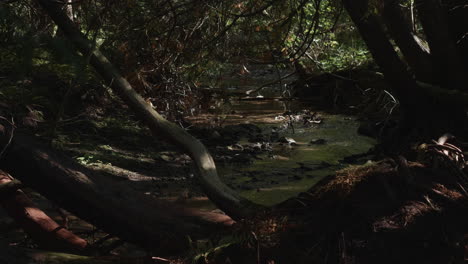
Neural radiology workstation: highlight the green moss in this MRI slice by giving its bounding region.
[221,113,376,206]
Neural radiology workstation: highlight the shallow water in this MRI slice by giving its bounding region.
[218,105,375,205]
[209,70,376,205]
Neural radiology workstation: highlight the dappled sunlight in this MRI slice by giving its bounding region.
[210,103,376,205]
[2,0,466,261]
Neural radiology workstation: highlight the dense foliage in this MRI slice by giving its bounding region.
[0,0,373,124]
[1,0,467,263]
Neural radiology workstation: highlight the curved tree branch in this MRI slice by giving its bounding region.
[34,0,263,220]
[1,133,235,253]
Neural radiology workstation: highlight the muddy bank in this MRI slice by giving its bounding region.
[188,107,375,205]
[195,160,467,264]
[268,160,468,264]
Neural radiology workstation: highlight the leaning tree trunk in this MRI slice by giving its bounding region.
[341,0,418,110]
[34,0,262,220]
[415,0,468,92]
[342,0,468,144]
[342,0,418,149]
[0,133,235,253]
[382,0,434,83]
[443,0,468,61]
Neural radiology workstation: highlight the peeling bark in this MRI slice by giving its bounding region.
[0,170,88,253]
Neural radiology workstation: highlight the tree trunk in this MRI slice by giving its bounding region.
[34,0,262,220]
[0,134,234,253]
[0,170,88,253]
[341,0,418,110]
[382,0,434,83]
[342,0,468,145]
[415,0,468,91]
[443,0,468,60]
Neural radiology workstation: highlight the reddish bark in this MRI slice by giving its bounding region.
[0,170,88,252]
[0,134,235,253]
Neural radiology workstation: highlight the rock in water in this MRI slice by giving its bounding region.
[310,139,327,145]
[277,137,298,146]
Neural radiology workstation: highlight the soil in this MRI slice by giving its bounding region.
[271,160,468,264]
[1,65,466,263]
[0,94,378,262]
[199,160,468,264]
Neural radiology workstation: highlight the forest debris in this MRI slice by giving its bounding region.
[227,144,244,151]
[277,137,297,146]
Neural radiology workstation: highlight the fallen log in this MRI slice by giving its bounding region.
[0,134,234,254]
[0,170,88,253]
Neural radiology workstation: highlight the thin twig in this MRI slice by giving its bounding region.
[0,117,15,159]
[251,231,260,264]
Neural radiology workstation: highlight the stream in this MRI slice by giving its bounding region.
[0,64,376,255]
[192,64,376,206]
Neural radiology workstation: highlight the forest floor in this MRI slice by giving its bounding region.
[3,98,467,263]
[0,90,378,262]
[2,158,467,264]
[240,159,468,264]
[1,66,467,263]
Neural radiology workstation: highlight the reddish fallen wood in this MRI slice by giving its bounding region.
[0,170,88,252]
[0,134,234,253]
